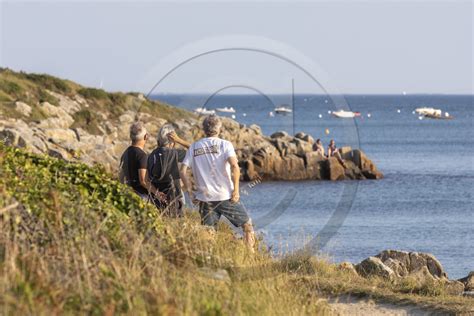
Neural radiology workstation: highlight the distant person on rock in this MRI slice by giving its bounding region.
[327,139,346,167]
[179,115,256,251]
[147,124,190,216]
[313,138,326,157]
[119,122,156,199]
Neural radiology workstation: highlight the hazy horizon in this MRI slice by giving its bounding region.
[1,1,472,95]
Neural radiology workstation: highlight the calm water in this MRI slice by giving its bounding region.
[154,94,473,279]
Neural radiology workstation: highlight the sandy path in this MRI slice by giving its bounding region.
[327,296,435,316]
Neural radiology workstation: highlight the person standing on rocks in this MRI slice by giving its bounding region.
[147,124,190,216]
[179,115,256,251]
[119,122,156,199]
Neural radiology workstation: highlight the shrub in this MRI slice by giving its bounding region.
[72,109,102,135]
[0,79,23,96]
[78,87,109,100]
[23,73,72,94]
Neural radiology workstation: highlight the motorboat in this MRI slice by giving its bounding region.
[274,106,292,114]
[216,106,236,113]
[415,107,441,116]
[194,107,215,115]
[415,107,452,119]
[331,110,361,118]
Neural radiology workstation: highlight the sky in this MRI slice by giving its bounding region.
[0,0,472,95]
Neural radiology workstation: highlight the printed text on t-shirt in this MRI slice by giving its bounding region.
[193,145,219,157]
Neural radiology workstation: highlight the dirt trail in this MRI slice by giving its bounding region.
[327,296,438,316]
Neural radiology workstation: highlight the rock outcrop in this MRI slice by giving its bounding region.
[458,271,474,292]
[353,250,465,295]
[0,77,382,181]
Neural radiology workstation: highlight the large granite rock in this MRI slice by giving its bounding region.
[354,250,465,295]
[356,256,395,280]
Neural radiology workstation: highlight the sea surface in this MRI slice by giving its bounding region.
[153,94,473,279]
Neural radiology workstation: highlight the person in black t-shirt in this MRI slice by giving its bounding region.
[119,122,156,199]
[147,124,190,216]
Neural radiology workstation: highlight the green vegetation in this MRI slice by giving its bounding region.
[78,87,109,100]
[1,144,472,315]
[71,109,103,135]
[0,68,194,131]
[21,72,73,94]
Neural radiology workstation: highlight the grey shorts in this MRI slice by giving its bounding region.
[199,200,250,228]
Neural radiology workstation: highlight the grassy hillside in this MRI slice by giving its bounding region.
[0,68,194,134]
[0,143,330,314]
[1,143,473,315]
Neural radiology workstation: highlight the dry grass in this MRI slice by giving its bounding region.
[0,145,472,315]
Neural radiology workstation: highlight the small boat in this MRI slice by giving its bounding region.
[415,107,452,119]
[415,107,440,116]
[332,110,361,118]
[274,106,292,114]
[194,107,215,115]
[216,106,236,113]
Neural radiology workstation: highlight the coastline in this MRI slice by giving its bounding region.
[0,68,382,182]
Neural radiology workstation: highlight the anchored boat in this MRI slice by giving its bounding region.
[274,106,292,114]
[194,107,216,115]
[216,106,236,113]
[332,110,361,118]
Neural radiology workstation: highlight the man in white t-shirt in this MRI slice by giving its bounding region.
[180,115,255,250]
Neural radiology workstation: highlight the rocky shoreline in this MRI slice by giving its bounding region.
[0,89,382,182]
[344,250,473,297]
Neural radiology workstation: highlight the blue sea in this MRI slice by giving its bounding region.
[153,94,473,279]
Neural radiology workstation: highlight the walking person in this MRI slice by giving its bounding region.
[179,115,256,251]
[147,124,190,216]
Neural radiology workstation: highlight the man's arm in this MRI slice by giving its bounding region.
[179,164,197,204]
[228,156,240,203]
[168,131,191,148]
[138,169,158,195]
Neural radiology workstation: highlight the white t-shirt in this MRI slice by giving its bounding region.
[182,137,237,202]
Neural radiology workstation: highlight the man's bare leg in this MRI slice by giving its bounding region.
[242,221,256,252]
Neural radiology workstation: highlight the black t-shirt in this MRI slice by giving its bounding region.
[147,147,186,195]
[120,146,148,195]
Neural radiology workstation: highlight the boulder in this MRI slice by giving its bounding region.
[15,101,32,117]
[337,262,359,277]
[458,271,474,291]
[43,128,78,144]
[375,250,447,279]
[304,151,325,180]
[271,138,298,157]
[37,102,74,128]
[443,280,465,296]
[352,149,383,179]
[357,250,464,295]
[270,131,289,139]
[355,257,395,280]
[249,124,262,135]
[325,157,345,181]
[292,138,313,157]
[46,90,81,114]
